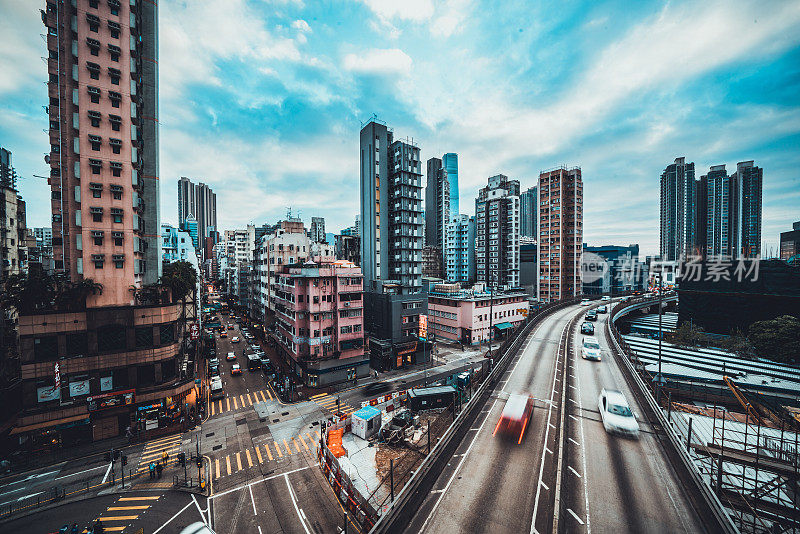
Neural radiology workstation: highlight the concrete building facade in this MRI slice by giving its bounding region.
[520,186,537,239]
[177,177,216,256]
[660,157,697,262]
[475,174,520,289]
[445,214,475,284]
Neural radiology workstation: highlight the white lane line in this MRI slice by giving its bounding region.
[569,437,580,446]
[285,474,312,534]
[568,466,582,478]
[0,470,59,489]
[153,501,195,534]
[101,462,113,484]
[419,398,499,532]
[544,447,553,455]
[574,336,593,534]
[539,481,549,490]
[530,319,569,534]
[191,494,209,526]
[0,491,44,507]
[210,466,311,499]
[567,508,585,525]
[569,415,580,422]
[249,485,258,515]
[258,527,263,534]
[53,465,107,482]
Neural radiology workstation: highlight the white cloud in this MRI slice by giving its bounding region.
[430,0,473,38]
[343,48,413,75]
[0,1,48,95]
[359,0,434,23]
[292,19,312,32]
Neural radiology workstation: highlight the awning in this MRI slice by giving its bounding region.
[494,322,514,330]
[10,414,89,435]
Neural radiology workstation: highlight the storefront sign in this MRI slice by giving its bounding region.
[87,389,134,411]
[54,363,60,390]
[37,385,61,403]
[100,376,113,392]
[190,323,200,341]
[137,401,163,412]
[419,314,428,341]
[69,379,91,397]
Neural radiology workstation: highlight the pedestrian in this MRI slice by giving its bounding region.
[71,523,79,534]
[156,461,163,479]
[161,450,168,464]
[149,461,155,479]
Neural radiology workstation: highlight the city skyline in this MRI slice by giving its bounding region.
[2,1,799,256]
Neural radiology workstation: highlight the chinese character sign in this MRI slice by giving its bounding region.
[419,314,428,341]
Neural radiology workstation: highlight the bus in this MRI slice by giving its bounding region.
[210,377,224,400]
[247,354,261,372]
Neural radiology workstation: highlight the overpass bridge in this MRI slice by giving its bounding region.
[370,296,737,533]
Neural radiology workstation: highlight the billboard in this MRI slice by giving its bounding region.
[419,314,428,341]
[87,389,135,411]
[37,385,61,403]
[69,379,91,397]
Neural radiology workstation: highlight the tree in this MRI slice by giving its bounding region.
[0,268,102,314]
[160,261,197,303]
[665,322,707,348]
[748,315,800,365]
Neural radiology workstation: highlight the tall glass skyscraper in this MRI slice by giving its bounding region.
[443,153,459,219]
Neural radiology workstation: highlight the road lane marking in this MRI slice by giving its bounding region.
[226,398,231,411]
[107,505,150,510]
[314,430,320,439]
[255,445,263,463]
[298,434,310,451]
[274,442,283,458]
[259,391,267,402]
[569,415,579,422]
[246,449,253,468]
[567,508,585,525]
[218,400,223,413]
[284,474,312,534]
[283,439,292,455]
[225,456,232,475]
[139,447,179,461]
[236,452,243,471]
[293,439,301,453]
[249,484,258,515]
[215,459,220,479]
[267,390,273,400]
[540,481,549,490]
[211,403,216,416]
[569,437,580,446]
[152,501,195,534]
[311,393,328,399]
[264,444,273,461]
[568,466,582,478]
[545,447,553,454]
[239,394,246,407]
[101,462,113,483]
[97,515,139,521]
[233,397,239,410]
[119,496,160,501]
[144,434,181,447]
[101,527,126,532]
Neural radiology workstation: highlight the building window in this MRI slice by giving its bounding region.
[92,231,104,246]
[108,45,120,62]
[91,208,103,222]
[88,86,101,103]
[111,208,123,223]
[89,0,98,7]
[109,92,121,108]
[108,21,121,39]
[98,324,126,353]
[89,135,101,151]
[113,254,124,269]
[109,114,121,132]
[135,326,153,348]
[159,324,175,345]
[66,333,88,358]
[109,138,121,154]
[109,68,120,85]
[87,14,99,32]
[112,232,123,246]
[34,336,59,361]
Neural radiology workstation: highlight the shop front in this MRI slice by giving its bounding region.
[86,388,135,441]
[135,387,197,438]
[10,414,92,453]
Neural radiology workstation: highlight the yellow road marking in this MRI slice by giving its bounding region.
[236,451,242,470]
[139,447,179,461]
[274,442,283,458]
[226,455,232,475]
[211,403,216,416]
[218,400,223,413]
[226,397,231,411]
[97,515,139,521]
[314,430,321,440]
[245,449,253,468]
[119,496,160,501]
[311,393,328,399]
[233,397,239,410]
[298,434,310,451]
[265,444,273,461]
[293,438,301,453]
[215,458,220,479]
[255,444,263,463]
[283,439,292,455]
[246,392,253,405]
[267,390,273,401]
[259,390,267,402]
[240,394,246,407]
[107,505,150,510]
[101,527,126,532]
[143,434,181,447]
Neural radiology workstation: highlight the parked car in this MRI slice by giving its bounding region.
[580,322,594,335]
[208,357,219,366]
[231,363,242,375]
[209,364,220,377]
[226,352,236,361]
[597,305,607,314]
[219,331,227,338]
[598,389,639,438]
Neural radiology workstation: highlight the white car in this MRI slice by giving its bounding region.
[601,296,611,302]
[226,351,236,361]
[581,337,602,361]
[598,389,639,438]
[580,299,591,306]
[231,336,240,343]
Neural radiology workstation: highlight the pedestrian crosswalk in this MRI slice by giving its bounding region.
[310,393,358,416]
[93,494,161,532]
[135,434,182,475]
[211,429,321,481]
[210,389,273,417]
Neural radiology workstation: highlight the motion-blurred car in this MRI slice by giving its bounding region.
[209,364,220,377]
[580,299,591,306]
[598,389,639,438]
[231,363,242,375]
[601,296,611,302]
[363,381,391,395]
[580,322,594,335]
[208,357,219,367]
[581,337,602,361]
[597,305,607,314]
[231,336,240,343]
[585,310,597,321]
[494,393,534,444]
[226,352,236,361]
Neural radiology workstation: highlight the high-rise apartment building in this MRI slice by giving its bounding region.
[424,157,450,249]
[445,214,476,284]
[443,153,459,219]
[538,167,583,302]
[475,174,520,289]
[310,217,326,243]
[1,146,29,280]
[177,177,217,255]
[520,186,537,239]
[359,119,427,370]
[44,0,160,305]
[734,161,762,257]
[660,157,696,261]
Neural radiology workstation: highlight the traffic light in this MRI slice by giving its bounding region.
[113,450,120,461]
[196,456,203,468]
[178,452,186,467]
[122,455,128,466]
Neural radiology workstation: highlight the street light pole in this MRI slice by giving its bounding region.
[657,272,663,399]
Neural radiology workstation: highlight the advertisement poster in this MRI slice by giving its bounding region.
[69,379,91,397]
[100,376,113,391]
[419,314,428,341]
[37,385,61,403]
[87,389,135,411]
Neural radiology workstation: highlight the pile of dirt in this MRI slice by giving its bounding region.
[375,444,406,480]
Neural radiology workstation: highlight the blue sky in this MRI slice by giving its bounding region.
[1,0,799,256]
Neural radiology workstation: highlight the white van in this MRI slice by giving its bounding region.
[581,336,602,361]
[210,377,224,399]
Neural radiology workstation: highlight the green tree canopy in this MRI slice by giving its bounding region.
[160,261,198,302]
[748,315,800,365]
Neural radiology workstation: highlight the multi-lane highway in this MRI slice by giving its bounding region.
[406,301,706,533]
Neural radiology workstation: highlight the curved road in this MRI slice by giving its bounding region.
[406,301,706,534]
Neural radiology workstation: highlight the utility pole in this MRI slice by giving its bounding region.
[657,272,663,400]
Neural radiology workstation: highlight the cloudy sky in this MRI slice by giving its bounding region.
[1,0,799,256]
